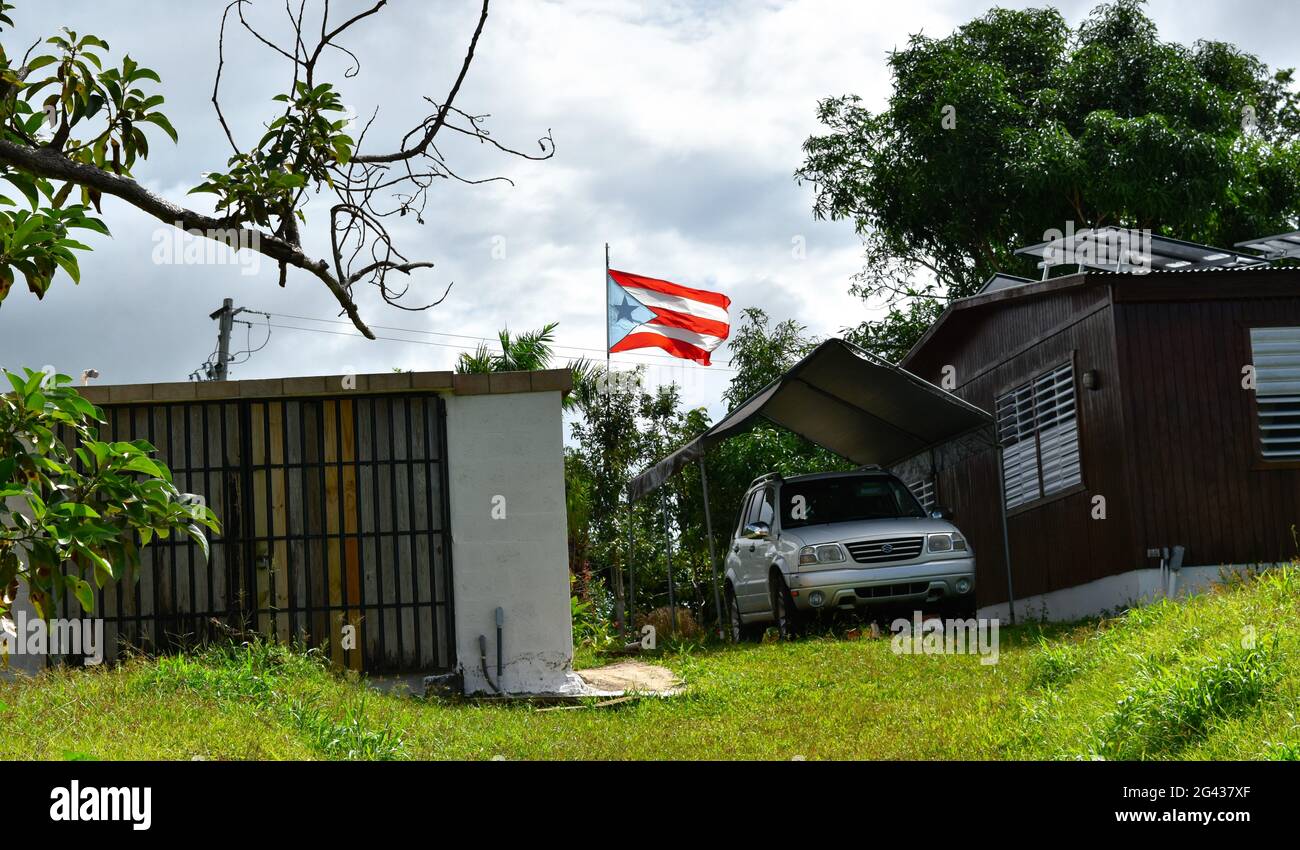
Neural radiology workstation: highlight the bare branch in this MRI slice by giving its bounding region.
[0,139,375,338]
[352,0,489,165]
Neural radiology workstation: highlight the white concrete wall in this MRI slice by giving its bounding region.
[978,563,1279,623]
[443,391,574,694]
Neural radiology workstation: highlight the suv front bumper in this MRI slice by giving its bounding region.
[787,557,975,611]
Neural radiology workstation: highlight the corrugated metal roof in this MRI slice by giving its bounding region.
[1085,263,1298,276]
[1015,226,1267,273]
[1236,229,1300,260]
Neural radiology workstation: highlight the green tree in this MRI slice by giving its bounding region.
[798,0,1300,361]
[564,309,849,631]
[697,310,848,584]
[1,368,217,620]
[455,322,561,374]
[453,321,599,414]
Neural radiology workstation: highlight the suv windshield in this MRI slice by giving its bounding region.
[779,475,925,528]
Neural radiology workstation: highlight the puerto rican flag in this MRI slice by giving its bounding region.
[607,269,731,365]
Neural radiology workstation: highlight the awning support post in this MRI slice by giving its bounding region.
[661,489,677,634]
[697,456,724,640]
[626,501,635,640]
[991,428,1017,625]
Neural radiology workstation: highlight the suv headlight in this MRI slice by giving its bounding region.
[798,544,846,565]
[927,533,967,553]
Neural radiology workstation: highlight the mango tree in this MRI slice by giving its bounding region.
[0,368,217,620]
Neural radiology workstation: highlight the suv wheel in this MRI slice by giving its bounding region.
[771,575,802,641]
[725,585,754,643]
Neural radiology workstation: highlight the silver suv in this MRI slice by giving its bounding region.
[723,469,976,640]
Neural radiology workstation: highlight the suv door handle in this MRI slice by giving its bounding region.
[732,544,739,553]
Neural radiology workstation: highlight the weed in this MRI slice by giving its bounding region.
[1027,637,1090,689]
[1096,639,1280,759]
[285,695,407,760]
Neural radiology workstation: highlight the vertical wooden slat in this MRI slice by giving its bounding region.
[340,397,362,672]
[269,401,290,643]
[323,399,342,667]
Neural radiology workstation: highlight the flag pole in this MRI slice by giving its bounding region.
[605,242,627,636]
[604,242,611,377]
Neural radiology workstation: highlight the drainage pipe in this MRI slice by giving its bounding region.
[478,634,499,694]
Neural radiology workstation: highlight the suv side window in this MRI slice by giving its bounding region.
[744,490,763,527]
[756,486,775,528]
[737,490,759,537]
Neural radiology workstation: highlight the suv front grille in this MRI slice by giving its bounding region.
[854,582,929,599]
[845,536,925,564]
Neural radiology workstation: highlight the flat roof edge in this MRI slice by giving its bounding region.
[75,369,573,405]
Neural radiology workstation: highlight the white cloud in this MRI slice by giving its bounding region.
[1,0,1294,424]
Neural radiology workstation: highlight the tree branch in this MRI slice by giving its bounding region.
[0,138,376,338]
[352,0,488,164]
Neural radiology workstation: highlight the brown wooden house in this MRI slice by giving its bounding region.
[897,263,1300,619]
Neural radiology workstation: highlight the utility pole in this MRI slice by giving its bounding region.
[193,299,268,382]
[210,298,240,381]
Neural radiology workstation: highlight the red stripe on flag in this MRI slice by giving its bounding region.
[608,269,731,310]
[647,308,730,339]
[611,332,714,365]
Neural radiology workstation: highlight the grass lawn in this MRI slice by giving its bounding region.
[2,567,1298,760]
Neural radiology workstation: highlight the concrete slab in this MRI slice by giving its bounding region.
[574,660,683,696]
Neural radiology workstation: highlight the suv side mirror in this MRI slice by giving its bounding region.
[743,521,771,539]
[930,507,954,520]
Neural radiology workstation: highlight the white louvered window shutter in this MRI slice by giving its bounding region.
[1036,363,1082,495]
[908,478,936,511]
[1250,327,1300,460]
[996,382,1041,508]
[996,361,1082,509]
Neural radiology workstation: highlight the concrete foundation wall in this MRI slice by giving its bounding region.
[978,563,1275,623]
[444,391,573,694]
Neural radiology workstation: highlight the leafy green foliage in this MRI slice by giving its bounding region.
[190,80,352,228]
[0,367,218,618]
[570,577,618,652]
[0,3,174,302]
[799,0,1300,358]
[455,321,561,374]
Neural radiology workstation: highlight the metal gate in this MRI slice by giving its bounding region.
[82,392,454,673]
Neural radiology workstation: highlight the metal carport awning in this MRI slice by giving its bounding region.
[627,339,993,500]
[623,338,1017,633]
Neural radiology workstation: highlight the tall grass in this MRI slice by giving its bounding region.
[1096,640,1280,759]
[3,566,1297,760]
[134,640,407,760]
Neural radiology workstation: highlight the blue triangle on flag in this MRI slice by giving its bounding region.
[608,275,655,348]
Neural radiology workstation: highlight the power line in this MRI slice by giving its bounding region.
[258,309,738,371]
[256,310,739,373]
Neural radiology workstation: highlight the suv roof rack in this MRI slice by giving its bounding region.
[750,471,783,487]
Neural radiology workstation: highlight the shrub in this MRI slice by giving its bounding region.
[1,367,217,619]
[571,590,617,652]
[635,606,702,642]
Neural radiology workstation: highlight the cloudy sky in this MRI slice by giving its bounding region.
[0,0,1295,425]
